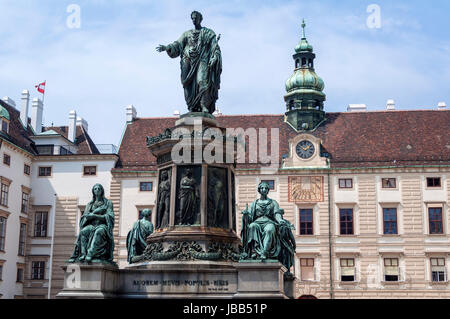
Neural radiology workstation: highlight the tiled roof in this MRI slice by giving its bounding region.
[114,110,450,171]
[0,99,36,155]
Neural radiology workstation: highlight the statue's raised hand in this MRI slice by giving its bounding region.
[156,45,166,52]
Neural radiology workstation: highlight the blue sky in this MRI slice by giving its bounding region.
[1,0,449,145]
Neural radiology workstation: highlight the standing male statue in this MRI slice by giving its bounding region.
[156,11,222,114]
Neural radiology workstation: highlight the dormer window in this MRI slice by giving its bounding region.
[1,119,8,134]
[36,145,54,155]
[0,105,10,134]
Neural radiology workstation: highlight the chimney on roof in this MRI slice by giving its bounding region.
[20,90,30,128]
[68,110,77,143]
[126,105,137,123]
[2,96,16,108]
[347,104,367,112]
[31,98,43,134]
[438,101,447,110]
[173,110,180,117]
[76,116,88,132]
[386,99,395,110]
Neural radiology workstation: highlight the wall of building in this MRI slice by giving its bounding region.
[0,142,32,299]
[27,157,116,298]
[233,169,449,299]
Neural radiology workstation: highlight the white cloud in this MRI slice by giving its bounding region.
[0,1,448,145]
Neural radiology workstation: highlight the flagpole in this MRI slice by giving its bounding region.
[42,80,46,105]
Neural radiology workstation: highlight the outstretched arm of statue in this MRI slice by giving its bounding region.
[156,45,166,52]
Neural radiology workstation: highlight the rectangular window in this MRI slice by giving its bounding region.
[0,183,8,206]
[340,258,355,282]
[36,145,54,155]
[1,120,8,133]
[427,177,441,188]
[59,146,72,155]
[21,192,29,214]
[429,207,443,235]
[24,164,31,176]
[0,217,6,251]
[300,258,315,281]
[299,209,313,235]
[0,264,3,280]
[384,258,399,281]
[3,154,10,166]
[34,212,48,238]
[261,180,275,190]
[431,258,446,282]
[139,182,153,192]
[31,261,45,280]
[18,223,26,256]
[339,179,353,189]
[383,208,398,235]
[38,166,52,177]
[382,178,397,189]
[83,166,97,176]
[339,209,354,235]
[17,267,24,283]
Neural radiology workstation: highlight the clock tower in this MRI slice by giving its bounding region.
[284,20,326,132]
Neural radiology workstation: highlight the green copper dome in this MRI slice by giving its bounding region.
[285,68,325,93]
[0,104,10,121]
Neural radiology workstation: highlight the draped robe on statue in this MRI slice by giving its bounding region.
[165,27,222,113]
[126,218,154,263]
[70,199,115,262]
[241,198,282,259]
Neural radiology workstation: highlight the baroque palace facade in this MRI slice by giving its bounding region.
[0,25,449,299]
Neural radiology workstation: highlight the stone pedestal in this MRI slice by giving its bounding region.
[56,263,119,299]
[234,261,288,299]
[144,114,240,263]
[120,261,237,298]
[56,261,294,299]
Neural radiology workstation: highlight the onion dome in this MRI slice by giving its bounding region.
[284,20,326,132]
[285,68,325,93]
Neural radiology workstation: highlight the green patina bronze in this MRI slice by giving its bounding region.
[68,184,116,265]
[207,167,228,228]
[126,209,154,264]
[284,20,326,132]
[156,169,171,229]
[156,11,222,114]
[141,241,241,262]
[240,182,296,274]
[176,167,201,226]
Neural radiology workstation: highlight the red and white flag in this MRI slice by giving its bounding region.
[35,81,46,94]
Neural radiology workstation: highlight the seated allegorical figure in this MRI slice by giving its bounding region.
[68,184,115,264]
[241,182,295,273]
[126,209,154,263]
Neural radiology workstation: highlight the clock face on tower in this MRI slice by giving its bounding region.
[296,140,315,159]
